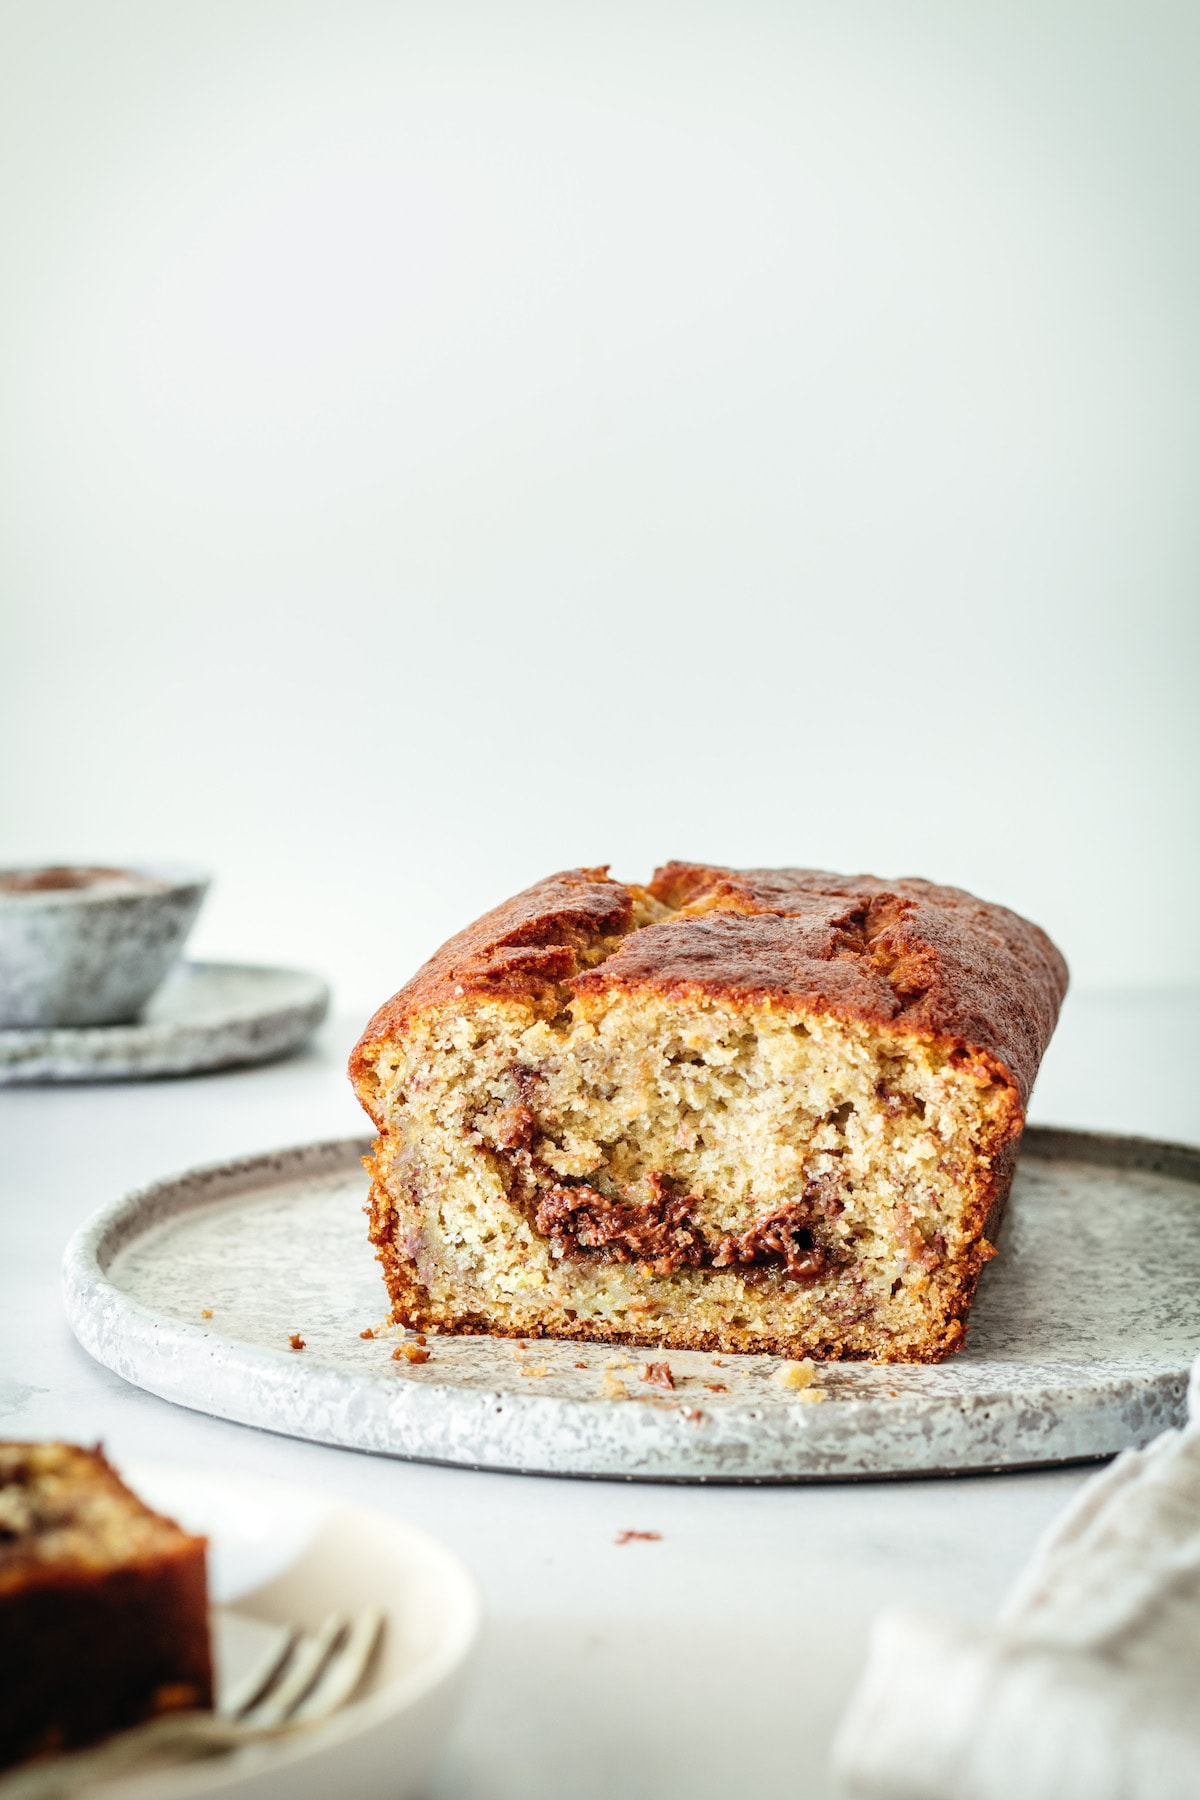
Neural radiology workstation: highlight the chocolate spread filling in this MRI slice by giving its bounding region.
[535,1173,706,1275]
[477,1071,843,1283]
[710,1204,828,1280]
[532,1174,833,1280]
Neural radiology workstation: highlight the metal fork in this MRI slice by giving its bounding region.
[220,1609,385,1730]
[0,1609,385,1798]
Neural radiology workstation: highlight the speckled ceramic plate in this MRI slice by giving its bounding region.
[62,1127,1200,1482]
[0,962,330,1083]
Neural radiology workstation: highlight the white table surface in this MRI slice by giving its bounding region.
[3,987,1198,1800]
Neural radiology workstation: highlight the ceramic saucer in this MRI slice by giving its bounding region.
[0,962,330,1083]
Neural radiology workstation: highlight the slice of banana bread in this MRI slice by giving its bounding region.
[350,864,1068,1363]
[0,1442,212,1769]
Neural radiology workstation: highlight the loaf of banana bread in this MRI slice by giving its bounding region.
[0,1442,212,1769]
[350,864,1068,1363]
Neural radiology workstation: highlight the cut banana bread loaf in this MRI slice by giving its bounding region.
[350,864,1068,1363]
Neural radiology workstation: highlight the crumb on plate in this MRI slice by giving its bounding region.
[640,1361,675,1390]
[774,1359,817,1390]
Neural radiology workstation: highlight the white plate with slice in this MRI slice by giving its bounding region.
[0,1464,481,1800]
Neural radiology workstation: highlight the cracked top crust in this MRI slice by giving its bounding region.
[350,862,1068,1116]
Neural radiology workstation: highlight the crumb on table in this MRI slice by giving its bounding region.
[615,1529,661,1545]
[393,1343,431,1364]
[601,1372,629,1401]
[288,1333,305,1351]
[359,1327,375,1339]
[200,1309,212,1320]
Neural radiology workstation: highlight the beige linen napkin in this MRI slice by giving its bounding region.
[832,1361,1200,1800]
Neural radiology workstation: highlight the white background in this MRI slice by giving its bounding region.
[2,19,1198,1791]
[2,0,1197,1016]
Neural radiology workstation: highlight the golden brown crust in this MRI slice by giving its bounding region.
[351,861,1068,1116]
[640,864,1066,1109]
[350,867,632,1119]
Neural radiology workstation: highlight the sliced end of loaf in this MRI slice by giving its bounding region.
[360,983,1022,1363]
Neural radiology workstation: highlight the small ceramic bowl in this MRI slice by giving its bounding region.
[0,863,210,1028]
